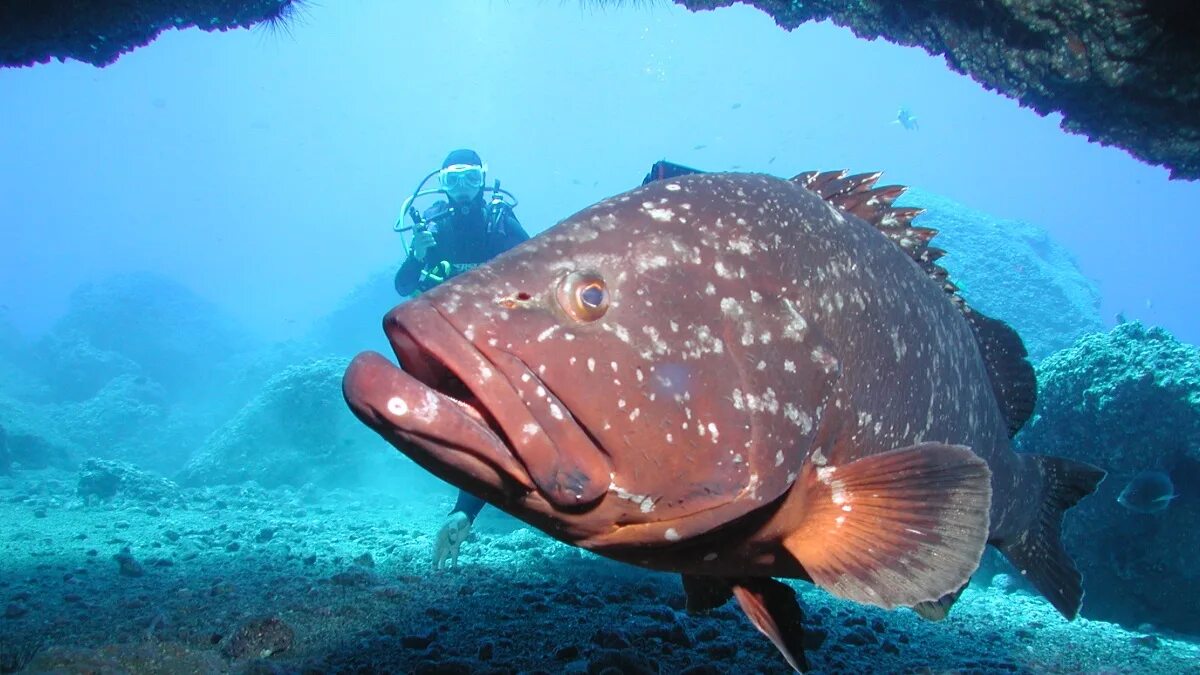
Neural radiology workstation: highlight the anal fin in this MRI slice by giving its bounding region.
[996,454,1106,619]
[912,581,968,621]
[731,578,809,673]
[680,574,733,614]
[782,443,992,609]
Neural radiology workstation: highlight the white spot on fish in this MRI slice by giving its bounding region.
[539,326,561,343]
[549,403,564,420]
[648,208,674,222]
[386,397,408,417]
[664,528,681,542]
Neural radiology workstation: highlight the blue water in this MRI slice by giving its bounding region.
[2,3,1199,673]
[3,2,1197,345]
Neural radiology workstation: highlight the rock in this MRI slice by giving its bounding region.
[1016,322,1200,634]
[32,272,250,401]
[674,1,1200,180]
[25,642,225,674]
[329,567,376,587]
[991,573,1022,595]
[400,632,436,649]
[0,423,8,474]
[113,547,146,577]
[842,626,878,646]
[7,2,1198,178]
[223,616,295,659]
[4,603,28,619]
[591,628,632,649]
[555,645,581,661]
[0,395,80,469]
[586,649,658,675]
[58,374,168,452]
[900,188,1103,362]
[77,458,178,502]
[176,358,394,489]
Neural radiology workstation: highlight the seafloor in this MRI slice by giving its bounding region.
[1,469,1196,674]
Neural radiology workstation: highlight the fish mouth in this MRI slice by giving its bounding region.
[342,299,612,512]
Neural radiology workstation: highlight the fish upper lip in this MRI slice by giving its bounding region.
[412,300,613,511]
[342,349,537,505]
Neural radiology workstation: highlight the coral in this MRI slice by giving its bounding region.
[1015,322,1200,634]
[903,187,1103,362]
[176,358,391,488]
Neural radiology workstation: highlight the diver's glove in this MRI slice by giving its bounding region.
[432,511,472,570]
[412,230,436,261]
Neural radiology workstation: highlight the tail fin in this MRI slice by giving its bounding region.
[996,454,1105,619]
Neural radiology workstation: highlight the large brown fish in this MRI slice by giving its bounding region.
[343,168,1105,671]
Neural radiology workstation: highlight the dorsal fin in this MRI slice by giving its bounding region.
[963,308,1038,436]
[792,168,1037,436]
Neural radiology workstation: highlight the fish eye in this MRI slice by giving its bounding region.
[556,271,609,322]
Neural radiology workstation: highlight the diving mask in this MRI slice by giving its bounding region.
[439,163,486,192]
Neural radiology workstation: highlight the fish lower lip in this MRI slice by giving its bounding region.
[384,299,611,511]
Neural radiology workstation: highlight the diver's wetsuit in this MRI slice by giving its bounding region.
[394,197,529,296]
[394,195,530,522]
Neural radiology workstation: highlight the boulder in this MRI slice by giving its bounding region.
[177,357,394,489]
[1015,322,1200,634]
[903,188,1103,362]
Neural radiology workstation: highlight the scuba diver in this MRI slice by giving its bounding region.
[394,149,528,297]
[393,149,529,570]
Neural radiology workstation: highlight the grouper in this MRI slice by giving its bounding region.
[342,168,1105,670]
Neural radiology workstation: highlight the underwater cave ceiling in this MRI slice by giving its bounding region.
[1,1,1198,180]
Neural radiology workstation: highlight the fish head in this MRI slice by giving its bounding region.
[344,174,823,554]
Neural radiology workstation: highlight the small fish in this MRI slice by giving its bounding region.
[1118,471,1177,514]
[344,168,1104,671]
[693,144,708,150]
[731,103,742,110]
[894,107,919,131]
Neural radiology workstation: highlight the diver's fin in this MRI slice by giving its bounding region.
[911,581,969,621]
[963,309,1038,437]
[782,443,991,610]
[996,454,1106,619]
[731,577,809,673]
[680,574,733,613]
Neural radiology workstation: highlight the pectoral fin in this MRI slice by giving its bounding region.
[782,443,992,609]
